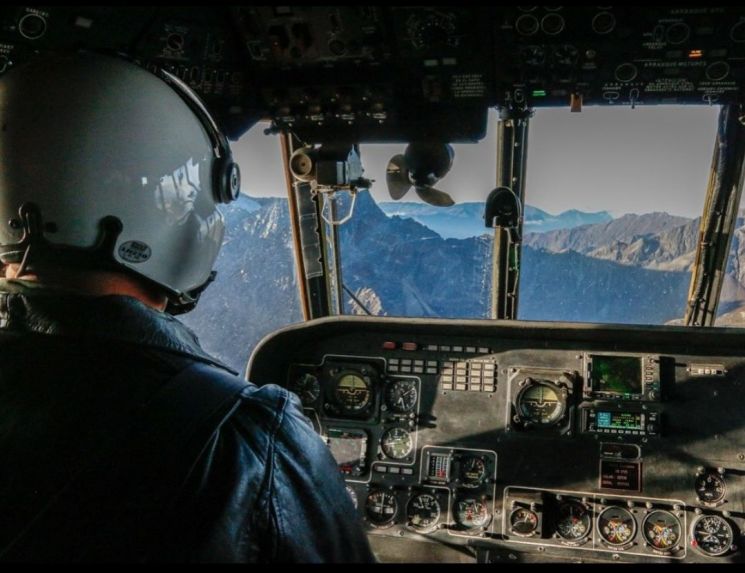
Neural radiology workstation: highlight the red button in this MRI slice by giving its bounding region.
[382,341,397,350]
[401,342,418,351]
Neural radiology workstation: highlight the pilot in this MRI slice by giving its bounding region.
[0,51,374,563]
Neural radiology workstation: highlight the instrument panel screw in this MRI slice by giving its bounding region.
[737,453,745,461]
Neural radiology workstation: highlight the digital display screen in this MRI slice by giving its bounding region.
[596,410,644,431]
[328,429,367,474]
[591,355,642,396]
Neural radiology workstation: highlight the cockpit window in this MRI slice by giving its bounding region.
[180,123,302,374]
[182,105,722,373]
[716,179,745,327]
[342,120,501,318]
[518,105,719,326]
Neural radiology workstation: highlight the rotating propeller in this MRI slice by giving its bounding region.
[385,142,455,207]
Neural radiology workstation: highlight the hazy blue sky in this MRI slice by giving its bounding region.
[234,105,720,219]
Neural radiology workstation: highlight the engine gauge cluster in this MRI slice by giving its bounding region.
[502,487,701,560]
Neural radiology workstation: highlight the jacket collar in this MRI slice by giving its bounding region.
[0,279,236,374]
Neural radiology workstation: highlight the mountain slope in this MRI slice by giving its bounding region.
[180,194,302,373]
[523,212,691,255]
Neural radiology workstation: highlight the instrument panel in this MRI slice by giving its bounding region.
[1,6,744,142]
[247,316,745,563]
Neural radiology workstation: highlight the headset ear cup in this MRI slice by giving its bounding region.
[214,157,240,203]
[227,162,241,201]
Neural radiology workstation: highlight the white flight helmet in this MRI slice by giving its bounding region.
[0,51,241,313]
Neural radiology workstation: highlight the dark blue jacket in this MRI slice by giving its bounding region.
[0,282,374,562]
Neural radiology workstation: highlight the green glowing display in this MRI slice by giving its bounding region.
[591,355,642,395]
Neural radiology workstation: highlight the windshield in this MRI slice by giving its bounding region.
[182,105,721,372]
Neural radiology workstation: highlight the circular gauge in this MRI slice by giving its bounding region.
[521,45,545,66]
[516,380,566,426]
[346,485,358,510]
[643,510,682,552]
[691,514,735,557]
[407,12,458,51]
[695,470,727,505]
[407,493,441,531]
[291,373,321,406]
[459,456,487,489]
[553,44,579,66]
[510,507,539,536]
[381,427,413,460]
[454,497,492,530]
[385,379,418,413]
[365,489,398,527]
[333,371,372,413]
[598,506,637,546]
[556,500,592,542]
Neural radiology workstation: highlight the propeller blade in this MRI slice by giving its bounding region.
[386,154,411,200]
[414,185,455,207]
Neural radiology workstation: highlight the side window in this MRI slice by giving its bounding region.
[518,105,718,326]
[180,125,303,374]
[717,178,745,326]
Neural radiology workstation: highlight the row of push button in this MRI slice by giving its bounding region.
[374,465,414,475]
[425,344,491,354]
[388,358,438,375]
[594,428,644,435]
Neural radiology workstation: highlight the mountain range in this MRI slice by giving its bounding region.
[378,201,612,239]
[181,192,745,374]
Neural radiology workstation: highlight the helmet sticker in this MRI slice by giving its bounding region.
[118,240,152,263]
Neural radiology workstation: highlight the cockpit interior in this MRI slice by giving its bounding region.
[3,5,745,563]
